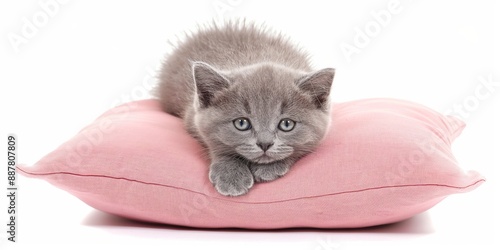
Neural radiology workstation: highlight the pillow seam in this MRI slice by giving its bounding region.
[18,167,485,205]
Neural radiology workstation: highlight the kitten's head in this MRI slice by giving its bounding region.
[192,62,334,164]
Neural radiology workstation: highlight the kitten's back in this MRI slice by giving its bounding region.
[157,22,313,117]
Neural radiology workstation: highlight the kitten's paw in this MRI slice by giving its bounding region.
[250,161,291,183]
[209,160,254,197]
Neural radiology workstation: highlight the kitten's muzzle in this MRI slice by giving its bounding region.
[257,142,274,152]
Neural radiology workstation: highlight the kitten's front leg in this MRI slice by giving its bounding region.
[209,157,254,196]
[250,160,293,183]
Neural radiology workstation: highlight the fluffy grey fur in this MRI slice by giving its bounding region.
[156,21,335,196]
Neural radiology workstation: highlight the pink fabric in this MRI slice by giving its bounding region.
[18,98,484,229]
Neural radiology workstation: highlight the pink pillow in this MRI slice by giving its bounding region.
[18,98,484,229]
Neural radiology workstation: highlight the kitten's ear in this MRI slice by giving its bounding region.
[192,62,230,108]
[296,68,335,110]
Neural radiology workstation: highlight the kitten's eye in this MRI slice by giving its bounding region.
[233,118,252,131]
[278,118,296,132]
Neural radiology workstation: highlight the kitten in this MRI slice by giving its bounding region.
[156,22,335,196]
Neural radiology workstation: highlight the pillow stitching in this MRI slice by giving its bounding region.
[18,167,485,205]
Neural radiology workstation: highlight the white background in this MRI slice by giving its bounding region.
[1,0,499,249]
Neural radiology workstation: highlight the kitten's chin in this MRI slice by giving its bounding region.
[252,155,276,164]
[249,153,292,164]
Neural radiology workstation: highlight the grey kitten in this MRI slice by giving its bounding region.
[156,22,334,196]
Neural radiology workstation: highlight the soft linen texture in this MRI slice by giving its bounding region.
[18,98,484,229]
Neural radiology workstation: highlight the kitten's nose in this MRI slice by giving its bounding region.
[257,142,274,152]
